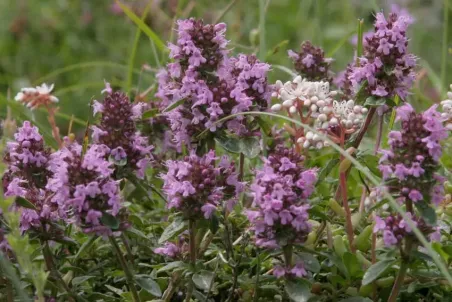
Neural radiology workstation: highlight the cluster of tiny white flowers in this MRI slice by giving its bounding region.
[14,83,59,110]
[271,76,335,114]
[441,84,452,130]
[271,76,367,149]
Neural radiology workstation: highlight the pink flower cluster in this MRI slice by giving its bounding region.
[92,90,153,179]
[46,139,129,237]
[156,18,271,148]
[161,150,244,220]
[288,41,332,81]
[2,121,62,233]
[342,12,416,100]
[247,145,317,249]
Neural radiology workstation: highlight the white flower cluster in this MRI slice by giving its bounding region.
[441,84,452,130]
[15,83,58,110]
[271,76,367,149]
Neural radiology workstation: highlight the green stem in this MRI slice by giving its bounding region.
[109,236,141,302]
[258,0,267,61]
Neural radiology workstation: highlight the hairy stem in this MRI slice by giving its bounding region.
[352,107,376,149]
[41,241,76,302]
[283,244,293,268]
[388,200,414,301]
[340,132,356,253]
[121,233,134,264]
[45,105,62,147]
[253,250,261,302]
[238,152,245,182]
[109,236,141,302]
[185,220,197,302]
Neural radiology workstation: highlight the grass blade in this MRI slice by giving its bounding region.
[115,0,165,52]
[126,1,153,93]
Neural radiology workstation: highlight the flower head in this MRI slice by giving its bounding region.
[248,145,317,248]
[15,83,58,110]
[288,41,332,81]
[161,150,244,220]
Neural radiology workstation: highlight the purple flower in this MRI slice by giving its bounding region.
[342,11,416,100]
[156,19,271,148]
[273,265,286,278]
[378,105,447,205]
[161,150,244,220]
[46,140,129,237]
[92,91,153,178]
[248,145,317,249]
[288,41,332,81]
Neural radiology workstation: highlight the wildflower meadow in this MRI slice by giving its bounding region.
[1,0,452,301]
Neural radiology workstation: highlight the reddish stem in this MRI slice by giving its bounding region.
[45,105,62,147]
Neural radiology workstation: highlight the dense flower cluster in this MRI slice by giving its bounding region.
[0,222,10,253]
[373,213,437,246]
[156,18,271,148]
[441,84,452,130]
[46,138,129,237]
[14,83,59,110]
[161,150,244,220]
[374,104,447,246]
[247,145,317,248]
[348,12,416,99]
[378,104,447,204]
[288,41,332,81]
[92,90,153,179]
[271,76,367,149]
[2,122,62,233]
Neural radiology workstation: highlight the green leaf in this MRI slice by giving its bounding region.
[284,280,312,302]
[362,259,395,285]
[432,242,450,262]
[127,227,149,241]
[158,217,186,244]
[256,117,272,136]
[156,261,186,273]
[239,136,261,158]
[215,135,241,154]
[135,276,162,297]
[192,270,215,291]
[318,157,340,182]
[105,284,124,296]
[163,99,185,113]
[363,96,386,107]
[15,197,37,210]
[101,213,120,230]
[73,236,99,260]
[72,275,95,286]
[343,252,363,278]
[415,202,437,225]
[114,1,165,51]
[142,108,159,120]
[296,253,320,273]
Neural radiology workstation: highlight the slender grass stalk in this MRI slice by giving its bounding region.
[339,169,356,253]
[214,0,240,24]
[258,0,267,61]
[206,111,452,285]
[109,236,141,302]
[126,1,152,94]
[441,0,449,96]
[356,19,364,66]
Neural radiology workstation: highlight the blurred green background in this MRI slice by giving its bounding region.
[0,0,450,135]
